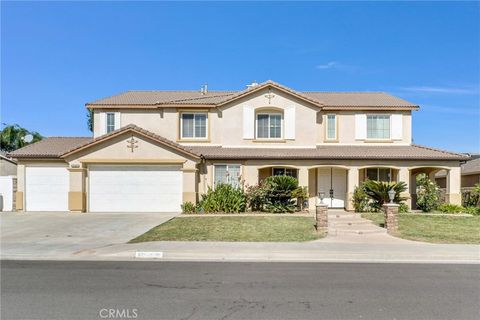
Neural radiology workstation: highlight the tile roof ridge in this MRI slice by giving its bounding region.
[303,91,386,94]
[412,144,469,158]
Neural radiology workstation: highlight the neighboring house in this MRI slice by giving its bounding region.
[436,155,480,189]
[9,81,468,212]
[0,152,17,211]
[0,152,17,176]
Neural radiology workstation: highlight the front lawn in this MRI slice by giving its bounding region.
[129,216,322,243]
[362,213,480,244]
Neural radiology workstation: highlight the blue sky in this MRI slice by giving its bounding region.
[2,1,479,152]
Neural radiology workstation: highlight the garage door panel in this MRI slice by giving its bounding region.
[26,167,69,211]
[89,165,182,212]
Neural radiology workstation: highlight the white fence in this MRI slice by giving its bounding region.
[0,176,16,211]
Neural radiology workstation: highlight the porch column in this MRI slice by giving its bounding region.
[446,166,461,205]
[308,168,317,211]
[398,167,411,209]
[68,167,86,212]
[182,161,198,204]
[346,166,359,211]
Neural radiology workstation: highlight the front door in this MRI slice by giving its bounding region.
[317,168,347,208]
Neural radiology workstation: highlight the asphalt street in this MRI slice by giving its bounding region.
[1,260,479,320]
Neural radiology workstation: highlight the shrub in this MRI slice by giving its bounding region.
[181,201,196,214]
[263,175,298,213]
[245,184,267,212]
[292,186,309,210]
[363,180,407,211]
[463,183,480,207]
[399,202,410,213]
[352,183,370,212]
[416,174,440,212]
[198,184,247,213]
[437,203,464,214]
[463,206,480,215]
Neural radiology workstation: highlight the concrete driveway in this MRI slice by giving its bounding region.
[0,212,179,260]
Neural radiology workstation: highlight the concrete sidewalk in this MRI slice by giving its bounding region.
[1,210,479,264]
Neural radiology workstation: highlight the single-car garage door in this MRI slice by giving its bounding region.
[25,167,69,211]
[88,165,183,212]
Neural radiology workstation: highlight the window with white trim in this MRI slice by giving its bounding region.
[366,168,392,182]
[272,167,298,178]
[256,113,282,139]
[214,164,241,188]
[181,112,207,139]
[106,112,115,133]
[326,114,336,140]
[367,115,390,139]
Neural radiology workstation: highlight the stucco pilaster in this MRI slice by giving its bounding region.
[446,166,461,205]
[242,165,259,187]
[346,167,359,211]
[308,168,317,211]
[398,167,411,209]
[68,168,86,212]
[15,164,25,211]
[182,161,198,204]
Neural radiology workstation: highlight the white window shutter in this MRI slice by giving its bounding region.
[243,105,254,139]
[284,105,296,139]
[391,114,403,140]
[355,114,366,140]
[98,112,106,136]
[114,112,121,130]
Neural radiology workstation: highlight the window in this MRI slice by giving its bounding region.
[367,115,390,139]
[366,168,392,182]
[181,112,207,139]
[214,164,241,188]
[106,113,115,133]
[326,114,336,140]
[272,167,298,178]
[257,113,282,139]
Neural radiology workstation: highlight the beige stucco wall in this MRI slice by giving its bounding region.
[1,159,17,176]
[93,88,413,147]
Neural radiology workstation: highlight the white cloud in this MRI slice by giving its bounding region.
[400,85,479,95]
[422,104,480,116]
[316,61,338,69]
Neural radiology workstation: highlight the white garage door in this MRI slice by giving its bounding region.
[88,165,183,212]
[25,167,69,211]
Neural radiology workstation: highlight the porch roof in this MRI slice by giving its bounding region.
[190,145,469,161]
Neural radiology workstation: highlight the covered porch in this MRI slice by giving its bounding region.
[238,162,462,211]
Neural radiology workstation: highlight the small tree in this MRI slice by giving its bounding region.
[0,124,43,152]
[363,180,407,211]
[263,175,298,213]
[416,174,440,212]
[352,183,370,212]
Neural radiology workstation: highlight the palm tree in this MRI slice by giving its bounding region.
[363,180,407,210]
[0,124,43,152]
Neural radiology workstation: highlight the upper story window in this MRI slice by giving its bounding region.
[181,112,207,139]
[256,113,282,139]
[106,112,115,133]
[326,114,337,140]
[367,115,390,139]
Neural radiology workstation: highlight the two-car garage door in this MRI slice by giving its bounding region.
[88,165,182,212]
[24,165,183,212]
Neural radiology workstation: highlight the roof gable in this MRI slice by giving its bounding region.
[61,124,201,160]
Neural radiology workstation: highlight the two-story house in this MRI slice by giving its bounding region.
[9,81,468,212]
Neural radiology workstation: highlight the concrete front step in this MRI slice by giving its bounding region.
[329,227,387,235]
[329,220,374,227]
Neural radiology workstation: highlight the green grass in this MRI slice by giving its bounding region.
[129,216,323,243]
[362,212,480,244]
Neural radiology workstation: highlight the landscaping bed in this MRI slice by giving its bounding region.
[362,212,480,244]
[129,216,322,243]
